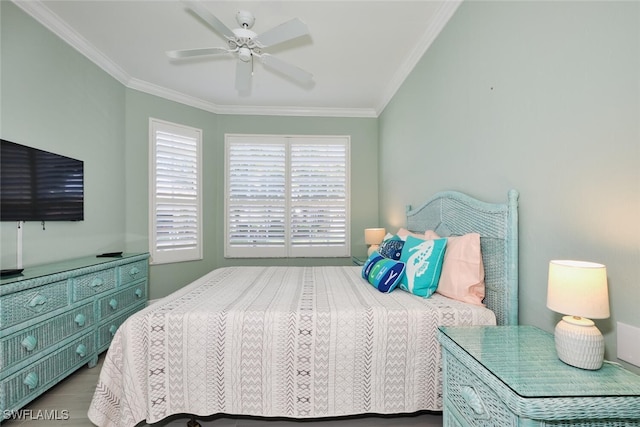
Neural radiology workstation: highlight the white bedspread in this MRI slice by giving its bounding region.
[88,266,495,427]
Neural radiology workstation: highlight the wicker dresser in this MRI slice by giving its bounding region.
[0,253,149,421]
[438,325,640,427]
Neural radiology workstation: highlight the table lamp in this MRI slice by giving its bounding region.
[365,228,386,256]
[546,260,610,370]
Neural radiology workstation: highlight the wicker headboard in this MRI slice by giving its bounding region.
[405,190,519,326]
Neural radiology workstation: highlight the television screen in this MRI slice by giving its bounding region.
[1,139,84,221]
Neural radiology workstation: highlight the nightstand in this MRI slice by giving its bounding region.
[351,255,366,266]
[438,326,640,426]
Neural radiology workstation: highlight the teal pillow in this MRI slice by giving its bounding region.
[361,252,406,293]
[399,235,447,297]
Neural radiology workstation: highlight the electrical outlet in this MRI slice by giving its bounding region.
[617,322,640,367]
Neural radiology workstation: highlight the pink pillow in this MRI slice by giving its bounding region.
[423,230,440,240]
[426,230,485,306]
[396,227,425,241]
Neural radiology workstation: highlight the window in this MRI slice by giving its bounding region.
[225,134,350,258]
[149,118,202,264]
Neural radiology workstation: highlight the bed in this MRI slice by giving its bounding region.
[88,189,519,427]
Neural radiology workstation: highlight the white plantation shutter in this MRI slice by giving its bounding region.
[226,139,287,257]
[290,141,348,256]
[225,134,350,258]
[149,119,202,264]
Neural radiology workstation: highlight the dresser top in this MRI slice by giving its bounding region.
[439,325,640,399]
[0,253,148,293]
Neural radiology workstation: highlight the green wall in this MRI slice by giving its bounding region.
[378,0,640,372]
[1,1,127,266]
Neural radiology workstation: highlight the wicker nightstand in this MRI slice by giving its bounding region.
[351,256,366,266]
[438,325,640,427]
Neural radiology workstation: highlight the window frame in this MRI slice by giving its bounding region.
[224,133,351,259]
[148,118,203,265]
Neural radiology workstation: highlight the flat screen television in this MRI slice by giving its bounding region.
[1,139,84,221]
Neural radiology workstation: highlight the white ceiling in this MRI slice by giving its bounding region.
[14,0,461,118]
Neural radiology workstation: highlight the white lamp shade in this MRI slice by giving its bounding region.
[364,228,386,245]
[547,260,610,319]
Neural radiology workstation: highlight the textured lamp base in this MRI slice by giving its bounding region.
[554,316,604,370]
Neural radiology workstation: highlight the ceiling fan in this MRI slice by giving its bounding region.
[167,1,313,92]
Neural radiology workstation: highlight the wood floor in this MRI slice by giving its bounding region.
[2,355,443,427]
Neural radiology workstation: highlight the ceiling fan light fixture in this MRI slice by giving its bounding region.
[238,47,252,62]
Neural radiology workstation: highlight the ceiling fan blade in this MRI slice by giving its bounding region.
[235,58,252,93]
[166,47,230,59]
[261,54,313,85]
[182,0,235,40]
[253,18,310,48]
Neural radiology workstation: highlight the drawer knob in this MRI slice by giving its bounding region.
[74,313,87,327]
[28,294,48,308]
[109,324,118,336]
[135,288,143,298]
[461,386,485,415]
[109,298,118,310]
[23,372,39,390]
[129,267,141,277]
[73,313,87,327]
[90,277,104,288]
[21,335,38,351]
[76,344,87,357]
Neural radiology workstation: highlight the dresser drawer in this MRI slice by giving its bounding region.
[0,281,69,329]
[443,410,465,427]
[119,260,147,286]
[0,333,95,411]
[97,305,144,351]
[97,284,146,320]
[72,268,116,301]
[0,303,95,373]
[443,351,518,427]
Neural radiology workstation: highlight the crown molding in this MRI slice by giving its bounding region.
[127,78,224,114]
[215,104,378,118]
[128,79,377,118]
[374,0,462,116]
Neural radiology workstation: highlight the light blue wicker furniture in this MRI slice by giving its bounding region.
[438,325,640,426]
[0,253,149,422]
[406,189,519,326]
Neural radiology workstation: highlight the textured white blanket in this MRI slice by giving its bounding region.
[88,266,495,426]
